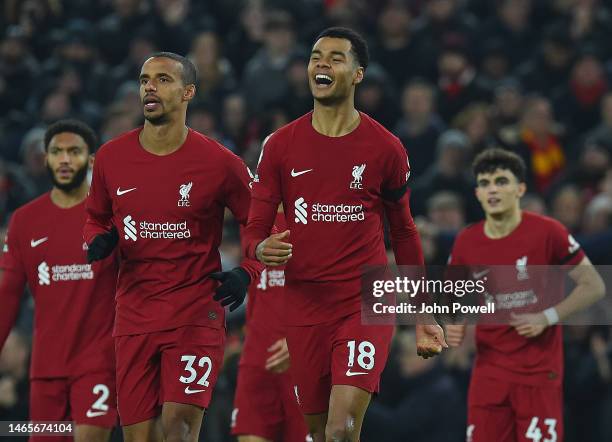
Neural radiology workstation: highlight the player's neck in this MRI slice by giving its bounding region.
[312,101,360,137]
[50,181,89,209]
[140,120,189,156]
[484,208,522,239]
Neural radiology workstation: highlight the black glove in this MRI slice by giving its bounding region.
[87,227,119,263]
[210,267,250,312]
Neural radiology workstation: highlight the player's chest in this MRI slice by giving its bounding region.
[470,235,551,266]
[22,215,90,279]
[107,163,219,219]
[279,147,383,199]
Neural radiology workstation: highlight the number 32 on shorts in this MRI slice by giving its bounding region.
[346,340,375,376]
[179,355,213,394]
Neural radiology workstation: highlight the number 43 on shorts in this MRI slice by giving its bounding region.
[179,355,213,394]
[526,417,557,442]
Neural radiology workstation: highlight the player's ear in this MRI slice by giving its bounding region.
[183,84,196,101]
[474,186,483,205]
[353,66,364,85]
[88,154,95,170]
[517,181,527,198]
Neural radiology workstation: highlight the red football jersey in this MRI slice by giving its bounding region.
[240,213,287,368]
[84,128,261,336]
[449,211,585,385]
[0,195,117,378]
[244,112,420,326]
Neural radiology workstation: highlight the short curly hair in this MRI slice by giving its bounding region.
[472,148,526,183]
[44,119,98,153]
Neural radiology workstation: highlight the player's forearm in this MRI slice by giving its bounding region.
[83,216,113,244]
[238,256,264,284]
[243,197,278,259]
[238,226,265,284]
[0,269,26,350]
[552,267,605,322]
[385,194,424,266]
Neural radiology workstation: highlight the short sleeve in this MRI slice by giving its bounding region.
[548,219,585,266]
[251,132,282,204]
[0,212,25,273]
[381,137,411,202]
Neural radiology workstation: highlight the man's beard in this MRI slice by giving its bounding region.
[46,163,89,192]
[144,112,170,126]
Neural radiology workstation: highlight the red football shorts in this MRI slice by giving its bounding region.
[467,374,563,442]
[115,325,225,426]
[29,371,117,442]
[231,365,309,441]
[286,311,394,415]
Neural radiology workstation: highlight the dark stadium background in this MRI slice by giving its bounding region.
[1,0,611,440]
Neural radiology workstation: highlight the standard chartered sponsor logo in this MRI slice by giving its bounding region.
[294,197,308,224]
[37,261,94,285]
[293,197,365,224]
[123,214,191,241]
[256,269,285,290]
[123,215,137,241]
[38,262,50,285]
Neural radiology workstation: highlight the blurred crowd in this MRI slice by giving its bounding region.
[1,0,612,441]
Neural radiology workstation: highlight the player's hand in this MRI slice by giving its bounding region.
[255,230,292,266]
[445,324,466,347]
[0,376,17,408]
[509,312,548,338]
[86,227,119,263]
[416,324,448,358]
[210,267,250,312]
[265,338,290,373]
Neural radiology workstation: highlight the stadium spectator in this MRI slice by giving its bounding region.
[491,79,525,147]
[190,30,237,110]
[242,10,301,114]
[554,47,610,146]
[512,95,566,193]
[550,184,584,233]
[435,35,491,123]
[452,102,494,154]
[97,0,151,65]
[477,0,535,67]
[517,22,574,97]
[394,79,446,179]
[412,129,481,221]
[413,0,478,79]
[0,331,29,421]
[362,330,465,442]
[373,3,422,90]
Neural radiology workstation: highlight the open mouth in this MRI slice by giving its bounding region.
[314,74,334,87]
[487,197,501,206]
[143,95,161,111]
[57,167,74,178]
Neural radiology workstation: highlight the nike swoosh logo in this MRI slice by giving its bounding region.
[291,168,313,177]
[85,410,107,418]
[116,187,137,196]
[184,386,206,395]
[345,369,368,377]
[472,269,490,279]
[30,237,48,248]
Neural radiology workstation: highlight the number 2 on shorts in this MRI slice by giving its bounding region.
[91,384,110,412]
